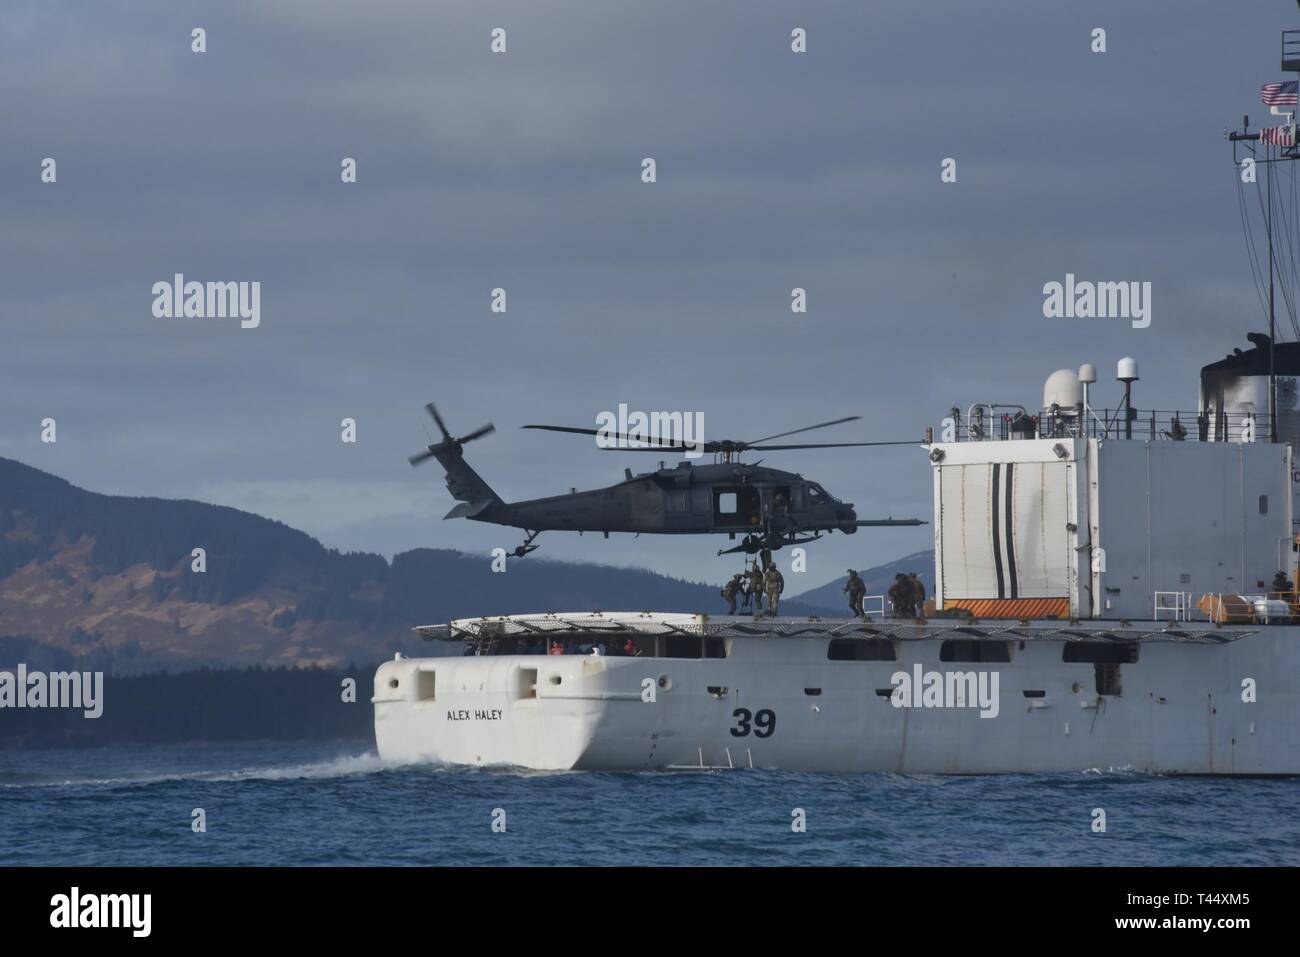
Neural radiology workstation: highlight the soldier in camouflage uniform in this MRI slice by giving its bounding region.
[908,572,926,618]
[888,573,909,618]
[844,569,866,616]
[749,563,765,614]
[764,562,785,617]
[721,573,743,615]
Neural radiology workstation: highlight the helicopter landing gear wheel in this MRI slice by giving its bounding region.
[513,530,541,558]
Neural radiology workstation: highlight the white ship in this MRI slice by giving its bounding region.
[375,341,1300,774]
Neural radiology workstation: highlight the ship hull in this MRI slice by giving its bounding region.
[373,623,1300,774]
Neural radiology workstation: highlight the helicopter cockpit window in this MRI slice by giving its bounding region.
[805,482,838,503]
[717,492,737,514]
[807,483,833,502]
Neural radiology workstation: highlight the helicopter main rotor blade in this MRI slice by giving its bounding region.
[524,417,909,454]
[598,444,693,451]
[522,424,601,437]
[851,518,928,526]
[525,424,685,449]
[746,440,921,451]
[595,438,921,452]
[745,416,861,446]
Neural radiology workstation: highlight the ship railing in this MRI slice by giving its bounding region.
[418,616,1250,649]
[1153,591,1191,622]
[1267,591,1300,621]
[861,595,886,618]
[945,409,1271,444]
[1284,29,1300,71]
[1196,592,1298,625]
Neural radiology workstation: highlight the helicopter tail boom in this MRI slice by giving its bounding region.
[427,445,503,520]
[443,497,496,520]
[408,403,504,520]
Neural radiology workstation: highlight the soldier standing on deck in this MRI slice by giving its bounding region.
[764,562,785,617]
[749,562,765,614]
[844,569,866,616]
[908,572,926,618]
[888,573,909,618]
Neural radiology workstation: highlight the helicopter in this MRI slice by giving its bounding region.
[408,403,926,557]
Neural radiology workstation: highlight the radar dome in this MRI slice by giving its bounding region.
[1043,369,1083,410]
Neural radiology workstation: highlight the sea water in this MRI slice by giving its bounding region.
[1,742,1296,866]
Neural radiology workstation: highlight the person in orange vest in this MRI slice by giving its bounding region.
[548,641,564,656]
[623,637,639,657]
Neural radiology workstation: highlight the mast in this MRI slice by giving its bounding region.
[1227,26,1300,442]
[1268,144,1277,441]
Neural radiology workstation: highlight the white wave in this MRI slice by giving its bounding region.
[1080,765,1153,776]
[1,750,414,788]
[202,751,397,782]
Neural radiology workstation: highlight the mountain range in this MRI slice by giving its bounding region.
[0,457,933,673]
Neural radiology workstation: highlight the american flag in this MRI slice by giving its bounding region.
[1261,124,1296,147]
[1261,80,1299,106]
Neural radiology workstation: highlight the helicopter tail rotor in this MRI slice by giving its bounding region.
[407,403,505,518]
[409,403,496,466]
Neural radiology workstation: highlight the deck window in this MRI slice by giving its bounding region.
[663,635,702,659]
[940,639,1012,663]
[1062,642,1140,664]
[827,638,897,661]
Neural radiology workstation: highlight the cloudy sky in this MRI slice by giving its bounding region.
[2,1,1296,587]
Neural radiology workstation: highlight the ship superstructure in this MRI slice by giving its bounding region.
[929,352,1294,623]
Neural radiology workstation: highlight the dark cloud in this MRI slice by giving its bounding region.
[0,1,1288,582]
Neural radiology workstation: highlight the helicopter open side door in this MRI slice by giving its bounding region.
[713,485,762,530]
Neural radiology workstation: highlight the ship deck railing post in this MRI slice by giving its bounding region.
[1154,590,1189,622]
[861,595,887,619]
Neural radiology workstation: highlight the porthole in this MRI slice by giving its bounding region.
[388,678,399,689]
